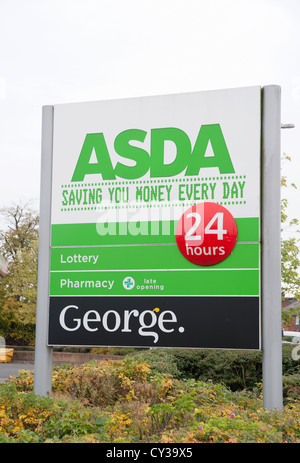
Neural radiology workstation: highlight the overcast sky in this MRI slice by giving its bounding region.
[0,0,299,232]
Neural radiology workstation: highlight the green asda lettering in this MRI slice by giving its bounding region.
[71,124,235,182]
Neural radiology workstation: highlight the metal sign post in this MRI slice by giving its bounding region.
[261,85,283,410]
[34,106,54,397]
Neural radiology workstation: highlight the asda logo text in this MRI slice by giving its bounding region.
[71,124,235,182]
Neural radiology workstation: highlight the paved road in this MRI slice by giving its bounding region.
[0,362,34,383]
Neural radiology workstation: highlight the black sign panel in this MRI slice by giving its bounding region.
[48,296,260,349]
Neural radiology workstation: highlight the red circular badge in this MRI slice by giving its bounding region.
[176,202,238,266]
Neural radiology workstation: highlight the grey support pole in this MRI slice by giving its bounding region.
[34,106,54,397]
[261,86,283,410]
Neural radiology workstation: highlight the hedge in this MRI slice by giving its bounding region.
[0,320,35,346]
[128,344,300,391]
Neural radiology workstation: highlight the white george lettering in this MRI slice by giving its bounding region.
[58,305,184,344]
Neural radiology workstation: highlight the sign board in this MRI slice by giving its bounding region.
[47,87,261,349]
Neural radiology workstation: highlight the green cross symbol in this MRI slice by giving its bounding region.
[124,277,134,289]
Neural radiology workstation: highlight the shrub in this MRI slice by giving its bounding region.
[128,345,300,391]
[128,349,181,378]
[282,343,300,375]
[51,358,153,406]
[283,374,300,403]
[0,382,109,442]
[1,358,300,443]
[0,319,35,346]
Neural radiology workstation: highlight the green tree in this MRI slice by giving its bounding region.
[0,203,39,323]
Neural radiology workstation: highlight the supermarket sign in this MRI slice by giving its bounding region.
[48,87,261,349]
